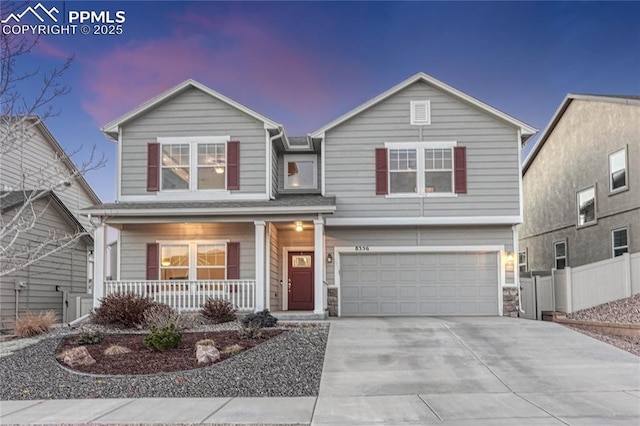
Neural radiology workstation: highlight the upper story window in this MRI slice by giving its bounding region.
[385,142,459,196]
[158,136,229,191]
[389,149,417,193]
[609,148,627,193]
[284,154,317,189]
[612,228,628,257]
[410,100,431,125]
[577,186,596,226]
[554,241,566,270]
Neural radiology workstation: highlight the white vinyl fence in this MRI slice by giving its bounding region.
[522,252,639,316]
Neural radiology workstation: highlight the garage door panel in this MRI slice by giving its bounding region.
[340,252,499,316]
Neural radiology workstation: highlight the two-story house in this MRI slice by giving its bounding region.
[520,94,640,272]
[85,72,536,317]
[1,117,101,328]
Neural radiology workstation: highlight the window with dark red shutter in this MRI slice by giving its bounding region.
[146,243,159,280]
[454,146,467,194]
[375,148,388,195]
[227,141,240,190]
[147,143,160,191]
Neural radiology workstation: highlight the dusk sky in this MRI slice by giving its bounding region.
[5,1,640,203]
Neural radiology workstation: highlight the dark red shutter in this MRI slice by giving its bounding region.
[375,148,388,195]
[146,243,159,280]
[227,242,240,279]
[454,146,467,194]
[227,141,240,190]
[147,143,160,191]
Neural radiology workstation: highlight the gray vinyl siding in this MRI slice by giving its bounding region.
[268,223,281,311]
[0,124,96,230]
[324,81,520,218]
[0,198,89,329]
[120,88,268,197]
[118,223,255,281]
[520,100,640,270]
[324,225,514,287]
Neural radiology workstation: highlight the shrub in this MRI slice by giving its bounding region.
[143,304,196,331]
[104,345,131,356]
[222,344,243,355]
[242,309,278,328]
[77,331,104,345]
[201,298,237,324]
[236,321,262,340]
[92,293,157,329]
[13,311,57,338]
[143,324,181,351]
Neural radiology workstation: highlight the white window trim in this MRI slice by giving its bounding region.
[554,241,567,270]
[576,185,597,228]
[410,100,431,125]
[157,239,229,281]
[158,136,230,193]
[609,147,628,194]
[611,227,629,258]
[385,141,457,197]
[283,154,318,190]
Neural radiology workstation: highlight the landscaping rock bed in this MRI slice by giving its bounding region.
[0,324,329,400]
[562,295,640,357]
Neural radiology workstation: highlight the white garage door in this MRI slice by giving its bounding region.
[340,252,499,316]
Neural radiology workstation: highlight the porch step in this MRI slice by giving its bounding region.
[271,311,328,321]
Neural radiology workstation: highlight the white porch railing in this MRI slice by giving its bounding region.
[104,280,255,312]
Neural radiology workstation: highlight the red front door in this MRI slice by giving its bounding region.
[287,252,314,310]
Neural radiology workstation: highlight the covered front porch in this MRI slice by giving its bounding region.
[87,197,335,316]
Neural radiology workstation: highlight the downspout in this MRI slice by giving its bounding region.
[268,129,284,200]
[513,224,524,314]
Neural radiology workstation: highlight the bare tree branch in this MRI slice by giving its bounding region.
[0,2,105,277]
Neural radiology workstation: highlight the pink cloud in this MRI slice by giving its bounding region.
[34,38,72,59]
[81,9,339,133]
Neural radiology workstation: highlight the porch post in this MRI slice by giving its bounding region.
[313,219,324,315]
[254,221,266,312]
[92,222,107,308]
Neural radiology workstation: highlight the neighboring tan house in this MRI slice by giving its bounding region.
[84,72,536,317]
[0,118,101,328]
[520,94,640,273]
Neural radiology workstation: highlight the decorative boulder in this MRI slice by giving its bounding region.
[58,346,96,367]
[196,344,220,364]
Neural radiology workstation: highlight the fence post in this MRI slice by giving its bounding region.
[565,266,573,313]
[623,253,632,298]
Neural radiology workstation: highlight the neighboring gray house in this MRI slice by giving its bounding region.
[85,72,536,317]
[0,118,101,328]
[520,94,640,272]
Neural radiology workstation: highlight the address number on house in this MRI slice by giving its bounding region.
[355,246,370,251]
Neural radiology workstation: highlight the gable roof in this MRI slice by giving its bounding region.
[310,72,537,141]
[523,94,640,175]
[101,79,282,140]
[1,190,93,244]
[24,117,101,205]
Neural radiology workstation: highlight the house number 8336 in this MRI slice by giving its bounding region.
[355,246,370,251]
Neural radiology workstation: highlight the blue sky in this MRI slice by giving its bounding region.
[4,1,640,203]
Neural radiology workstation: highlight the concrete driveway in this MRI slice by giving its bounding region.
[314,317,640,425]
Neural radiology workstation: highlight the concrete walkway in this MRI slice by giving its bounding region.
[1,317,639,425]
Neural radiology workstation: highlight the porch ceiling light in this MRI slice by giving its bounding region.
[161,258,171,267]
[295,221,304,232]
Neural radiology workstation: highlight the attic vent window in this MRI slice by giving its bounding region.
[410,100,431,125]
